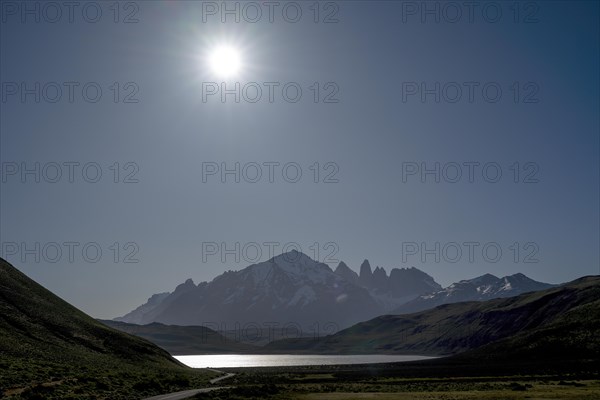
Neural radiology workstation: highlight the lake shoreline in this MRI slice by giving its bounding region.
[175,354,438,369]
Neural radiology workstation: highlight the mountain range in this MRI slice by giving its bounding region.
[105,273,600,367]
[2,252,597,399]
[116,251,553,332]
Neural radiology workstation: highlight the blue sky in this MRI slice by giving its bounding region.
[1,1,598,318]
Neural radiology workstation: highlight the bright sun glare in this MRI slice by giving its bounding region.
[208,45,241,78]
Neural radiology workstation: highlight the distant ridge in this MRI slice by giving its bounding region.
[101,320,262,355]
[393,272,555,314]
[264,275,600,359]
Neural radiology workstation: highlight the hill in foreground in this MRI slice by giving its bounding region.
[0,258,215,399]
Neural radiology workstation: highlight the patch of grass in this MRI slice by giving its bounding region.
[196,379,600,400]
[1,354,217,399]
[193,364,600,400]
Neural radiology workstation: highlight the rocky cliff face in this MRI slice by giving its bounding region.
[116,251,441,331]
[116,251,553,334]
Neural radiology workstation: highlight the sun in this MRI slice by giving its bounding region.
[208,45,242,78]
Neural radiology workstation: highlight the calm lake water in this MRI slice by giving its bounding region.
[174,354,436,368]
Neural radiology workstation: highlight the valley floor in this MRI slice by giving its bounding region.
[190,361,600,400]
[296,385,600,400]
[193,377,600,400]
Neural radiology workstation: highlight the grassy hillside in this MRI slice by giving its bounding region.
[265,276,600,361]
[460,276,600,361]
[101,320,262,355]
[0,258,216,399]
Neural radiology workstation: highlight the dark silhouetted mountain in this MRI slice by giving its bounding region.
[358,259,373,287]
[393,273,555,314]
[264,276,600,360]
[340,264,442,311]
[334,261,358,284]
[388,266,441,295]
[372,266,388,290]
[116,277,198,325]
[117,251,384,330]
[116,292,170,325]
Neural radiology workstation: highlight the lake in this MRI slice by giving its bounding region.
[174,354,436,368]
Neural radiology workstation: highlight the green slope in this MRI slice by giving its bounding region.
[0,258,215,399]
[101,320,262,355]
[265,276,600,361]
[461,276,600,361]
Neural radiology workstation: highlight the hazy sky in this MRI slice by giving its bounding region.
[1,1,598,319]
